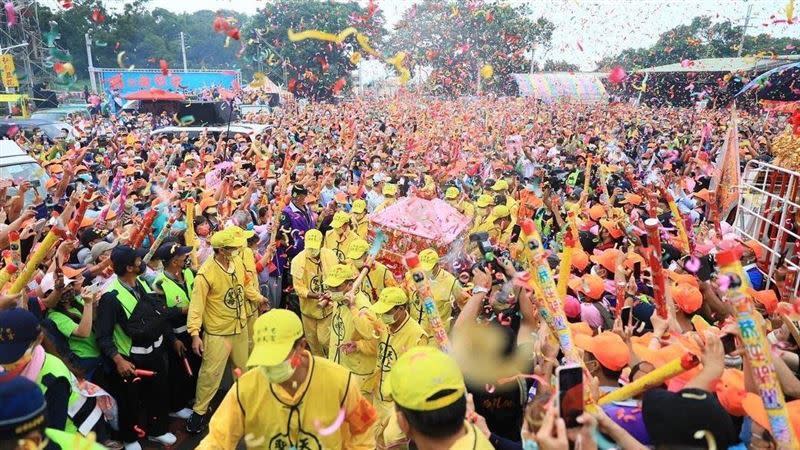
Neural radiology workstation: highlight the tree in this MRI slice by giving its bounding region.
[35,1,249,88]
[543,60,580,72]
[598,16,800,70]
[244,0,385,99]
[387,0,554,96]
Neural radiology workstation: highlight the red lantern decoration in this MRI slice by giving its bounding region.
[226,28,240,41]
[159,59,169,76]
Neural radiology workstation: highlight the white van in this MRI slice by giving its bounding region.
[0,140,50,204]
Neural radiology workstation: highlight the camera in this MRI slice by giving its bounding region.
[469,232,511,283]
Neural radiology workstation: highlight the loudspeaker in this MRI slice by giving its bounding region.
[177,101,239,125]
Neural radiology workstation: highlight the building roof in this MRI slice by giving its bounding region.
[637,55,800,74]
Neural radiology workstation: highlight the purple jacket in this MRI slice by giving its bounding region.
[280,202,316,258]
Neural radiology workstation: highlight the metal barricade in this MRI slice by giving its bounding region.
[735,159,800,296]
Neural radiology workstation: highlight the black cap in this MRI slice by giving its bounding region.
[0,376,46,440]
[642,388,737,449]
[110,245,147,272]
[291,185,308,197]
[154,242,192,262]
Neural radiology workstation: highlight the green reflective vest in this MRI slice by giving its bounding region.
[155,269,195,308]
[107,279,137,357]
[45,428,106,450]
[37,354,99,435]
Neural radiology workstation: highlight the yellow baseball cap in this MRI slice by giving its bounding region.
[346,238,370,259]
[490,179,509,192]
[228,226,255,246]
[209,228,243,248]
[304,229,323,250]
[325,264,356,287]
[370,287,408,314]
[247,309,304,367]
[351,199,367,214]
[387,346,466,411]
[331,211,351,229]
[445,186,459,200]
[491,205,510,219]
[383,183,398,197]
[419,248,439,271]
[475,194,493,208]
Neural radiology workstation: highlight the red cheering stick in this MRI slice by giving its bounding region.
[182,357,193,377]
[68,188,95,235]
[128,208,158,248]
[645,218,667,318]
[133,369,156,377]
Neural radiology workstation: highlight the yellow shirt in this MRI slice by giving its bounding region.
[290,248,338,319]
[406,269,463,334]
[199,352,377,450]
[328,292,380,377]
[353,215,369,239]
[357,261,397,303]
[448,200,475,221]
[373,198,395,213]
[324,228,361,263]
[373,315,428,413]
[187,256,261,336]
[239,246,261,317]
[450,423,495,450]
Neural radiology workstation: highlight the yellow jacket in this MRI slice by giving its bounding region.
[357,261,396,303]
[373,315,428,412]
[238,247,261,318]
[352,215,369,239]
[290,248,338,319]
[406,269,463,334]
[324,228,361,263]
[328,292,381,377]
[451,423,495,449]
[188,256,262,336]
[198,352,377,450]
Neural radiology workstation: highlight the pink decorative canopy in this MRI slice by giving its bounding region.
[369,196,469,245]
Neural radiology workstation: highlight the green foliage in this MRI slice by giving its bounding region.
[36,1,248,83]
[598,16,800,70]
[244,0,384,99]
[387,0,554,96]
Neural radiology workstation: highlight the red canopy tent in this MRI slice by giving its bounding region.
[123,88,185,101]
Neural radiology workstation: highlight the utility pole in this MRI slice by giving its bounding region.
[737,3,753,57]
[180,32,188,72]
[84,33,97,93]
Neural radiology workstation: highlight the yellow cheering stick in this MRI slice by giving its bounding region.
[556,209,579,298]
[184,198,199,269]
[8,226,67,295]
[597,353,700,406]
[720,252,800,448]
[519,219,580,363]
[661,187,690,253]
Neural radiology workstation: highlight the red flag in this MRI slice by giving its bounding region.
[710,107,741,221]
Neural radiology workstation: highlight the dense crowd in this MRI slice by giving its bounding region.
[0,94,798,450]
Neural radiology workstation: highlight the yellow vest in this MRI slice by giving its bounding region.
[373,316,428,413]
[290,248,338,319]
[451,423,495,450]
[328,292,379,376]
[187,256,249,336]
[323,229,360,263]
[358,261,396,303]
[353,215,369,239]
[407,270,460,334]
[198,354,371,450]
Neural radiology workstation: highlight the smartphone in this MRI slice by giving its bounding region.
[621,306,632,327]
[721,334,737,355]
[556,364,584,428]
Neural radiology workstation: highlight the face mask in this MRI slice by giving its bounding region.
[196,223,210,237]
[262,360,295,384]
[381,312,397,325]
[371,162,381,169]
[138,261,146,275]
[306,248,320,258]
[330,292,347,304]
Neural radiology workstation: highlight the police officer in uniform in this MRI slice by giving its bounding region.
[95,245,178,450]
